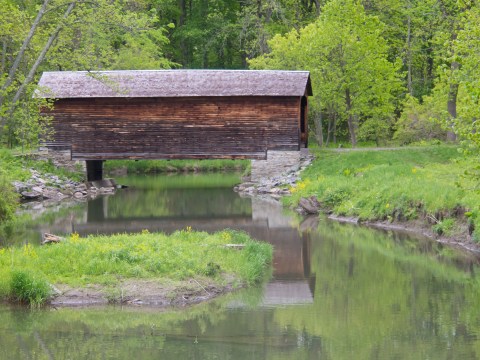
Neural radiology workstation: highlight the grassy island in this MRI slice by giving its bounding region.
[0,229,272,306]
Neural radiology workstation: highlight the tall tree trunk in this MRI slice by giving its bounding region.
[406,13,413,95]
[312,0,321,16]
[0,0,50,109]
[425,37,434,89]
[255,0,269,54]
[314,112,324,147]
[345,88,357,147]
[446,61,459,141]
[1,39,6,74]
[326,115,332,146]
[333,113,337,144]
[178,0,188,67]
[3,2,76,126]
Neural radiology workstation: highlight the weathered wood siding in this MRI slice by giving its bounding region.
[44,96,302,160]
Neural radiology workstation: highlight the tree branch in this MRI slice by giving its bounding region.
[2,2,77,128]
[0,0,50,108]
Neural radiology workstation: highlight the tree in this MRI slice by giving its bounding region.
[450,4,480,154]
[250,0,404,146]
[0,0,172,148]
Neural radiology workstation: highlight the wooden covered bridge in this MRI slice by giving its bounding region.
[36,70,312,180]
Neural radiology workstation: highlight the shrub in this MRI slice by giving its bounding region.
[323,188,351,208]
[432,218,456,236]
[394,95,448,145]
[9,270,51,306]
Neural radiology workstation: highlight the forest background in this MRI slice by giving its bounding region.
[0,0,479,153]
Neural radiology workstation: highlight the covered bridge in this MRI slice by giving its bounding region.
[36,70,312,179]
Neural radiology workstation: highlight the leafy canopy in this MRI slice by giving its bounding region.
[249,0,404,146]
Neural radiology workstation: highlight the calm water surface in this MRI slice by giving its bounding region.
[1,173,480,359]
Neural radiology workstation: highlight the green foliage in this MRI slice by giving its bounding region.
[449,6,480,157]
[204,262,221,277]
[0,176,18,222]
[432,218,456,236]
[9,269,51,306]
[0,149,30,180]
[249,0,404,147]
[394,95,448,145]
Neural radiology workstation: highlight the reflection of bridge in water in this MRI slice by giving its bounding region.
[47,193,316,305]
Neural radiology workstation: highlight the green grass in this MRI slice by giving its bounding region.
[0,148,83,182]
[104,159,250,174]
[285,145,480,239]
[9,270,51,307]
[0,229,273,305]
[0,177,18,222]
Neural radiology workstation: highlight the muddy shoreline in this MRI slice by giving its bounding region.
[327,214,480,254]
[48,278,242,308]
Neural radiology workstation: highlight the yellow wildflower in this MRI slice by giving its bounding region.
[70,232,80,243]
[23,243,38,258]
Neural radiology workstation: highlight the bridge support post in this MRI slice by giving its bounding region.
[86,160,104,182]
[251,150,302,182]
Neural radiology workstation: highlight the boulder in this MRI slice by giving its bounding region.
[21,191,42,200]
[32,186,44,193]
[73,191,85,199]
[298,197,319,214]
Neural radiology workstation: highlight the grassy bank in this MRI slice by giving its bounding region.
[286,145,480,242]
[0,229,272,306]
[104,159,250,174]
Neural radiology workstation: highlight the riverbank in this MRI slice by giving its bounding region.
[289,146,480,251]
[0,230,273,307]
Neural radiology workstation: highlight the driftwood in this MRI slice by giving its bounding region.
[41,233,64,245]
[224,244,245,250]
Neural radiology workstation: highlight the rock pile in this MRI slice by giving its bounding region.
[12,169,116,203]
[234,151,314,199]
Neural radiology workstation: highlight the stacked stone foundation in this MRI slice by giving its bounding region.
[251,150,304,182]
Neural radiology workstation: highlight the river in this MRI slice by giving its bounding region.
[1,173,480,359]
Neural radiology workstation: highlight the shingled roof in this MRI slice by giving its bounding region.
[36,70,312,98]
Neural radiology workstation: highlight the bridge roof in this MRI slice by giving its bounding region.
[36,70,312,99]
